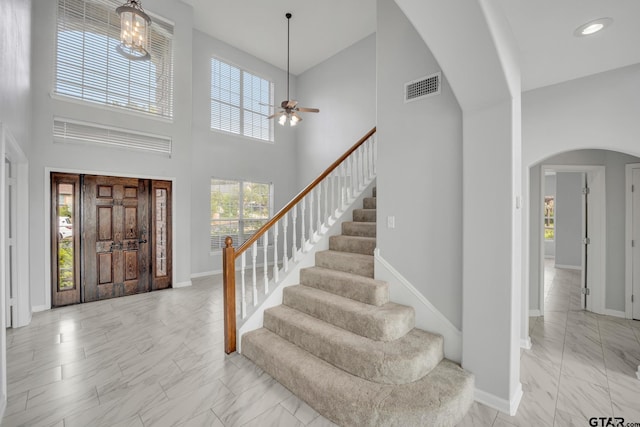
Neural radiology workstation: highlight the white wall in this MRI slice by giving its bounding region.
[554,172,583,268]
[30,0,194,309]
[295,34,376,185]
[0,0,32,152]
[528,150,640,313]
[190,30,299,276]
[524,64,640,315]
[544,174,556,258]
[376,0,463,329]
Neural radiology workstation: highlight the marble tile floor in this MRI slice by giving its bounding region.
[2,275,337,427]
[458,260,640,427]
[3,261,639,427]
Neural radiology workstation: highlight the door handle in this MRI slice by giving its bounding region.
[139,239,148,244]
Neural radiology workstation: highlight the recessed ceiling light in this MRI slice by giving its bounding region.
[574,18,613,37]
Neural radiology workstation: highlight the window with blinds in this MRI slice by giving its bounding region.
[55,0,174,119]
[211,58,274,142]
[210,178,273,251]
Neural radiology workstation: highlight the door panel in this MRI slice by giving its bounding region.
[83,176,150,302]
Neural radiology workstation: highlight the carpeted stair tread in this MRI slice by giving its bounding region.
[353,208,376,223]
[329,235,376,256]
[264,305,443,384]
[342,221,376,237]
[300,266,388,306]
[242,328,474,427]
[283,285,414,341]
[315,250,374,278]
[363,197,377,209]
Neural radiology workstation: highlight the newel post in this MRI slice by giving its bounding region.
[222,236,237,354]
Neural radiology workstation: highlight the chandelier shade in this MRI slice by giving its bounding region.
[116,0,151,61]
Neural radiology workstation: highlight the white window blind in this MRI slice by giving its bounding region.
[210,179,272,251]
[55,0,174,118]
[54,118,172,155]
[210,58,274,142]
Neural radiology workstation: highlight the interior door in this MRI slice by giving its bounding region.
[633,168,640,319]
[83,176,150,302]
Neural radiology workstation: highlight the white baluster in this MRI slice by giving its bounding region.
[273,221,279,284]
[251,241,258,306]
[308,189,314,243]
[301,197,306,252]
[283,212,289,272]
[360,146,365,189]
[240,252,246,318]
[366,139,372,180]
[263,231,268,295]
[323,179,328,226]
[331,172,336,218]
[355,148,360,192]
[317,185,322,236]
[292,206,298,261]
[341,162,347,210]
[373,135,378,175]
[350,155,356,199]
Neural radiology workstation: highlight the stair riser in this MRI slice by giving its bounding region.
[363,197,377,209]
[283,286,414,341]
[342,222,376,237]
[329,236,376,256]
[242,329,475,427]
[353,209,376,223]
[315,251,374,278]
[264,307,444,384]
[300,267,388,306]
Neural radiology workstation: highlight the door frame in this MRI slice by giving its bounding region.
[625,163,640,319]
[43,167,177,310]
[538,165,606,315]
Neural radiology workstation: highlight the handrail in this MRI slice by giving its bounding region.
[223,127,377,353]
[234,126,376,258]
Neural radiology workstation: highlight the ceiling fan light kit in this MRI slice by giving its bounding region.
[268,12,319,127]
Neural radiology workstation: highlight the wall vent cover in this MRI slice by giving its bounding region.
[53,118,172,156]
[404,72,441,103]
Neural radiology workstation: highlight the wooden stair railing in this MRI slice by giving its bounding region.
[222,127,377,353]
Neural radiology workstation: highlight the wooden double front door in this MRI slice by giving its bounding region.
[51,173,172,307]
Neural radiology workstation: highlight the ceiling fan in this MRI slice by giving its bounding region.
[268,13,319,126]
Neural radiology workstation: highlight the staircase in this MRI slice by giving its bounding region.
[242,188,474,426]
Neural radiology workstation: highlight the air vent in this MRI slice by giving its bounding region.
[404,72,441,103]
[53,118,172,156]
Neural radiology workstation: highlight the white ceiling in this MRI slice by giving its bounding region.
[181,0,640,90]
[180,0,376,76]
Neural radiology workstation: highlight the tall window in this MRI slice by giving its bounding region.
[55,0,174,118]
[210,58,274,142]
[544,196,555,240]
[210,179,272,251]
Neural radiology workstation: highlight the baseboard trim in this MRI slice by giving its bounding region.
[173,280,192,288]
[475,383,523,416]
[529,309,542,317]
[32,305,48,313]
[520,337,532,350]
[374,249,462,363]
[554,264,581,270]
[191,270,219,279]
[603,309,626,319]
[0,395,6,424]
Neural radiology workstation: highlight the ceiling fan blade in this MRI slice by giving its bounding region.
[260,102,275,107]
[267,111,285,119]
[296,107,320,113]
[285,99,298,109]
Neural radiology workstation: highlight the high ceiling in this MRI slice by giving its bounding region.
[181,0,640,90]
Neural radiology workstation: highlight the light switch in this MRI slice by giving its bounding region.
[387,216,395,229]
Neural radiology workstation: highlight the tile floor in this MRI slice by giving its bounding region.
[2,261,640,426]
[458,259,640,426]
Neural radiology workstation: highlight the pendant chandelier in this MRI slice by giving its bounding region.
[116,0,151,61]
